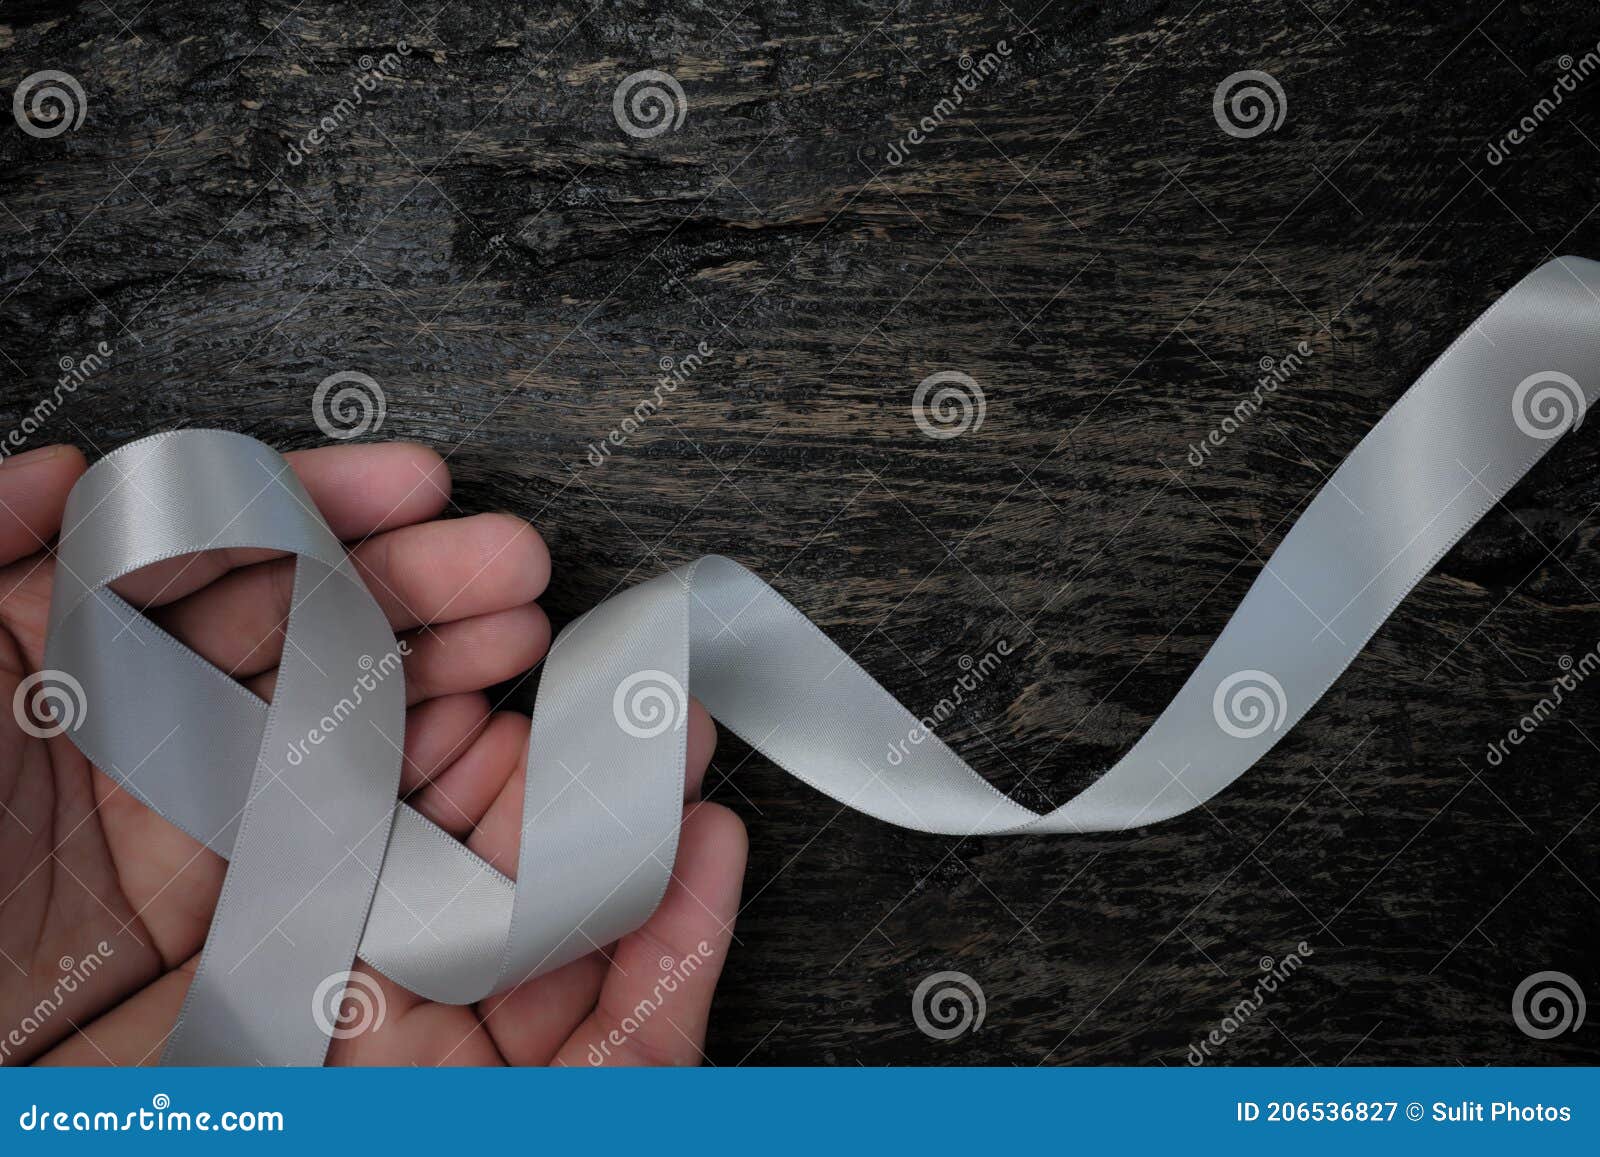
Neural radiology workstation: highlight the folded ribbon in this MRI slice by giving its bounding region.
[42,255,1600,1064]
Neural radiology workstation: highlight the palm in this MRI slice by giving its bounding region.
[0,443,746,1066]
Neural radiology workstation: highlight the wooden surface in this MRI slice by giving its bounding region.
[3,0,1600,1064]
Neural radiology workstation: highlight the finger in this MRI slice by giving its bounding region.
[35,955,197,1067]
[684,699,715,802]
[38,954,505,1068]
[48,714,720,1066]
[409,712,528,838]
[49,715,733,1066]
[551,802,747,1066]
[476,951,609,1067]
[111,442,451,608]
[285,442,452,542]
[0,445,86,567]
[471,701,719,1064]
[355,514,549,630]
[399,692,493,795]
[241,602,551,706]
[396,602,551,706]
[0,553,57,670]
[324,963,503,1067]
[467,697,716,879]
[90,693,490,971]
[151,513,549,678]
[89,773,229,971]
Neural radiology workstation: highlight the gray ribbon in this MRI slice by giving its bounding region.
[41,255,1600,1065]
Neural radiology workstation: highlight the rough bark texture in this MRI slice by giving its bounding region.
[3,0,1599,1064]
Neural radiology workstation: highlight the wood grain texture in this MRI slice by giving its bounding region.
[3,0,1599,1064]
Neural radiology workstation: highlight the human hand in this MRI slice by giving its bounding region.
[0,441,747,1066]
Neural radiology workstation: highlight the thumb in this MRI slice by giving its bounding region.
[0,445,86,568]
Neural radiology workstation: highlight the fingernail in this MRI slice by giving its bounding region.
[0,445,70,471]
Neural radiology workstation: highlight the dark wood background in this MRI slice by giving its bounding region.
[4,0,1599,1065]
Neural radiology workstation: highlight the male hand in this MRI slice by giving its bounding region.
[0,441,747,1066]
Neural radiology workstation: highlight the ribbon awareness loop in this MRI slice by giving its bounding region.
[42,256,1600,1064]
